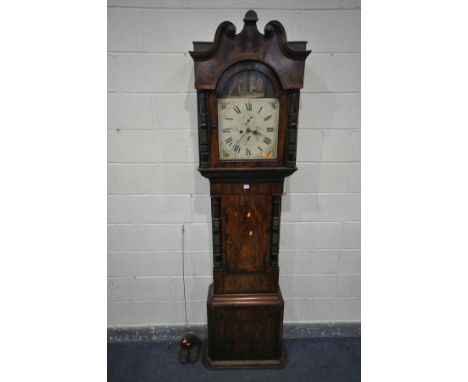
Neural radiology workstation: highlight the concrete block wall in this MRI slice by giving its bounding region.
[108,0,360,327]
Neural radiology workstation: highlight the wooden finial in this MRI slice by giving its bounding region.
[243,10,258,23]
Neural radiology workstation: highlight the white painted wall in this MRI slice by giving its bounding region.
[108,0,361,327]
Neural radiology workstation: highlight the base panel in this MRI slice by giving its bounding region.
[204,284,287,368]
[202,339,288,369]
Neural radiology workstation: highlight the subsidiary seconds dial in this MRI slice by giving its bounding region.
[218,98,280,160]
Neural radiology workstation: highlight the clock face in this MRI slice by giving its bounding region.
[218,97,280,160]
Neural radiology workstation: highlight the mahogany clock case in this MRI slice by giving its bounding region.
[190,10,310,369]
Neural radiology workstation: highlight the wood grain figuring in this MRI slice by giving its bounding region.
[205,284,286,367]
[222,194,271,273]
[221,267,278,294]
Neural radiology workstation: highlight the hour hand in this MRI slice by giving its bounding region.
[252,129,266,138]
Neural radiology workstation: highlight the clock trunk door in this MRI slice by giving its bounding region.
[221,194,272,273]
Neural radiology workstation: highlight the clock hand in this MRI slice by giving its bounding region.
[244,116,253,125]
[252,129,266,139]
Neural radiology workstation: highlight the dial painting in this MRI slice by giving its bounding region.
[218,98,280,160]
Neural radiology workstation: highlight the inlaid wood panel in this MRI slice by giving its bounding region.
[221,194,272,273]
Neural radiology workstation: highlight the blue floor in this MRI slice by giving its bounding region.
[108,337,360,382]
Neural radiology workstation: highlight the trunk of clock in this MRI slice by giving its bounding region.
[203,181,287,368]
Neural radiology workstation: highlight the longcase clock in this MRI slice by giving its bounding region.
[189,10,310,368]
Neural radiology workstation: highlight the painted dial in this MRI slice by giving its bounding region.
[218,98,280,160]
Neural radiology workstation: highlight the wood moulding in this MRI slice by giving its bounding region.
[189,10,311,90]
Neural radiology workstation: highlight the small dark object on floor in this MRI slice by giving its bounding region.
[179,334,201,364]
[108,337,360,382]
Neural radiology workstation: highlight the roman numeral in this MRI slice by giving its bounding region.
[225,137,233,144]
[246,148,251,156]
[257,106,263,114]
[263,137,272,145]
[223,128,231,133]
[258,146,263,151]
[264,115,272,121]
[245,102,252,111]
[266,127,274,132]
[234,105,241,114]
[233,144,241,154]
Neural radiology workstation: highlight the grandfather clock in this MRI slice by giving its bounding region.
[189,10,310,368]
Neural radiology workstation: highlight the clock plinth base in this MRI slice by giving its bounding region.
[202,339,288,369]
[203,284,287,369]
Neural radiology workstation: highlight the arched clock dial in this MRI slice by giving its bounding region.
[218,97,280,160]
